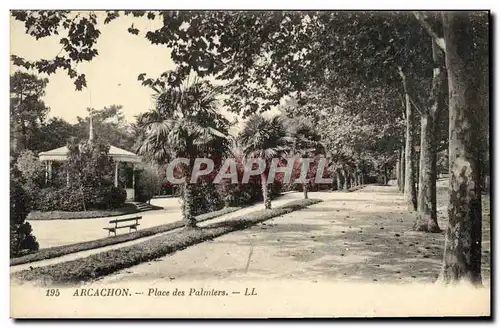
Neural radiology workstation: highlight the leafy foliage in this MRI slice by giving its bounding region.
[136,77,230,224]
[74,105,137,151]
[15,150,45,187]
[15,150,45,206]
[134,163,160,203]
[137,78,229,163]
[33,139,127,211]
[10,168,39,257]
[10,71,49,155]
[11,11,100,90]
[32,185,126,212]
[239,115,290,160]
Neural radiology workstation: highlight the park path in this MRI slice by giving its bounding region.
[27,198,183,249]
[99,183,491,285]
[10,192,303,273]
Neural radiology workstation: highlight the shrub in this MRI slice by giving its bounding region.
[134,164,160,203]
[15,150,45,208]
[102,186,127,209]
[33,188,61,212]
[10,172,39,258]
[32,185,127,212]
[186,180,224,216]
[15,150,45,186]
[217,183,256,207]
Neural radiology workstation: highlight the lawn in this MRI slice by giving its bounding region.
[27,203,163,221]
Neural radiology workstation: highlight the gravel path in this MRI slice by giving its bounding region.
[99,184,491,285]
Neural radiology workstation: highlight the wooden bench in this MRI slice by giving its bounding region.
[103,216,142,236]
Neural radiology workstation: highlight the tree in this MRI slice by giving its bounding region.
[10,71,49,154]
[137,78,229,227]
[74,105,136,151]
[13,11,446,225]
[412,40,446,232]
[15,149,45,202]
[407,12,448,232]
[30,117,76,153]
[10,166,39,257]
[65,138,116,211]
[282,111,324,199]
[239,115,289,209]
[11,11,99,91]
[439,11,488,285]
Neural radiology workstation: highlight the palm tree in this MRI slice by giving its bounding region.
[239,115,290,209]
[284,117,325,199]
[137,79,229,228]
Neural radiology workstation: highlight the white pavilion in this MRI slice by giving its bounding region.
[38,116,141,201]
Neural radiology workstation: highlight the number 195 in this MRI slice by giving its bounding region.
[46,289,60,297]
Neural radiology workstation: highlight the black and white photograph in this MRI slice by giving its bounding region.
[8,8,491,318]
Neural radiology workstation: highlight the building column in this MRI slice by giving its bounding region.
[44,161,49,184]
[48,161,53,181]
[114,162,119,187]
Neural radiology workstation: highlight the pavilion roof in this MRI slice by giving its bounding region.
[39,145,141,163]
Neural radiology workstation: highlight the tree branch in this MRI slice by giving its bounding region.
[413,11,446,52]
[399,93,406,120]
[409,96,423,117]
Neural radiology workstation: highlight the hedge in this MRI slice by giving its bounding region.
[12,198,322,286]
[27,204,142,221]
[32,185,127,212]
[11,206,242,266]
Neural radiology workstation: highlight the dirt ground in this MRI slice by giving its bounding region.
[98,182,491,285]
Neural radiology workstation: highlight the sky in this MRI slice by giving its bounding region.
[10,12,182,124]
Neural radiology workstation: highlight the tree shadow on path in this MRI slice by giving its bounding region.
[209,186,490,284]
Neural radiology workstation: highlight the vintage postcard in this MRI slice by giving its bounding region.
[9,9,491,318]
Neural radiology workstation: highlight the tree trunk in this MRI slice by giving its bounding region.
[440,12,485,285]
[342,168,349,190]
[414,112,440,232]
[383,164,388,185]
[400,146,405,193]
[182,181,197,228]
[396,160,401,189]
[303,182,308,199]
[336,170,342,191]
[79,184,86,212]
[399,68,418,210]
[261,173,271,209]
[19,120,28,152]
[182,166,197,228]
[414,41,445,233]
